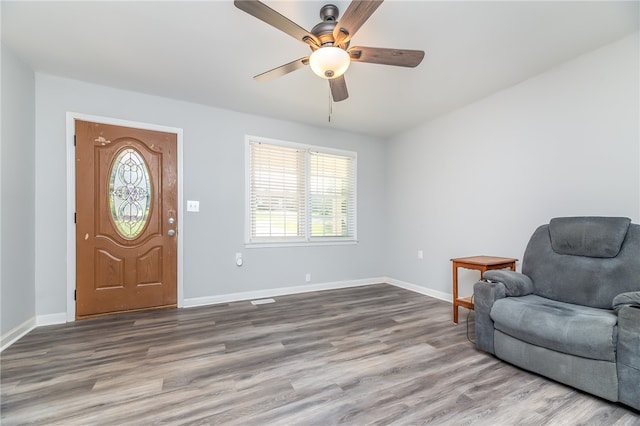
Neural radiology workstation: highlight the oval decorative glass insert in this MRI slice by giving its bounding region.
[109,148,152,239]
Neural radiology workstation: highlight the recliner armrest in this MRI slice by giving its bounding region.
[473,280,507,354]
[483,270,534,297]
[612,291,640,311]
[617,305,640,410]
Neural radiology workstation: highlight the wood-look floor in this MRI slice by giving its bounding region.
[2,284,638,425]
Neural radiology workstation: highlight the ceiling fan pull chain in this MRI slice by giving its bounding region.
[328,89,333,122]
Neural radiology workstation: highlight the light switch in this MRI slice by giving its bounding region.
[187,200,200,212]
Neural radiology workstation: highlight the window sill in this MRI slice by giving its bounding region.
[245,240,358,249]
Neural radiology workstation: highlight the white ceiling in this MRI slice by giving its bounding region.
[2,1,638,139]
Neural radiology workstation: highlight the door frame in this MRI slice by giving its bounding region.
[65,112,184,321]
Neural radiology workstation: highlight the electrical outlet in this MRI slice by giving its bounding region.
[187,200,200,212]
[418,250,424,259]
[305,273,311,282]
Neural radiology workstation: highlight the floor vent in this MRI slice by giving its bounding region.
[250,298,276,305]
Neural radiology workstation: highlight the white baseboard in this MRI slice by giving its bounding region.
[1,317,36,352]
[183,277,387,308]
[37,312,68,326]
[183,277,452,308]
[385,277,453,303]
[1,313,68,352]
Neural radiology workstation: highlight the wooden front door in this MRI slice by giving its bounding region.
[75,120,178,319]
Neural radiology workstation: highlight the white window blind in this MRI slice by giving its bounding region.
[247,137,357,245]
[249,142,306,241]
[309,152,356,239]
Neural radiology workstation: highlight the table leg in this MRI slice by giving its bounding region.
[452,262,459,324]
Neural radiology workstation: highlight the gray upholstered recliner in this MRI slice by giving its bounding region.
[474,217,640,411]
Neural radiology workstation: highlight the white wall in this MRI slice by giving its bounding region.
[1,44,36,337]
[385,33,640,299]
[34,74,387,317]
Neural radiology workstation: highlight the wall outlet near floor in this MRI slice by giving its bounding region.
[418,250,424,259]
[305,273,311,282]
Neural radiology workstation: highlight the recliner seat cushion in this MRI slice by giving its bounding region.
[491,294,618,361]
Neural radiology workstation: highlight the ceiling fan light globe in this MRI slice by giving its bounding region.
[309,47,350,80]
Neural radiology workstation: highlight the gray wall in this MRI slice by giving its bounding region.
[385,33,640,299]
[1,44,36,335]
[34,74,387,316]
[3,31,639,329]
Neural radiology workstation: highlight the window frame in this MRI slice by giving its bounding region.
[245,135,357,248]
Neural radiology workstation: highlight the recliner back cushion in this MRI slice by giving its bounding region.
[522,220,640,309]
[549,217,630,258]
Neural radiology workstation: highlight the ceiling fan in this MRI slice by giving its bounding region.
[234,0,425,102]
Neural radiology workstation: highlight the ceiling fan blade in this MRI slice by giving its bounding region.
[254,57,309,82]
[333,0,384,47]
[234,0,320,47]
[348,46,425,67]
[329,76,349,102]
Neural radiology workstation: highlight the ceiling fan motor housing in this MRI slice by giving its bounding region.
[311,4,347,48]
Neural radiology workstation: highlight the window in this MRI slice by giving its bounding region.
[247,136,357,245]
[109,148,152,239]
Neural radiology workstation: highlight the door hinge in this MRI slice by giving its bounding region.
[74,213,76,223]
[74,135,76,146]
[74,290,76,300]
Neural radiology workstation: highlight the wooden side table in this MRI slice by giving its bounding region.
[451,255,518,324]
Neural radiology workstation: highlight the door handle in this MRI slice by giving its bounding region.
[168,217,175,224]
[168,229,176,237]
